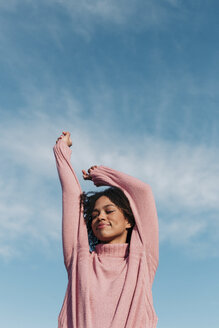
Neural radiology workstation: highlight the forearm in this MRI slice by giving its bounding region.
[53,140,81,195]
[90,166,152,209]
[53,139,84,269]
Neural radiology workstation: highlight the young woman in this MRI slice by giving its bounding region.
[53,131,159,328]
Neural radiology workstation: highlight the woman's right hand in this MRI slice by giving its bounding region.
[56,131,72,147]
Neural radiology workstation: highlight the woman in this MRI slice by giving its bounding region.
[53,131,159,328]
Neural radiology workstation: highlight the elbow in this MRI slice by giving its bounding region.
[137,182,152,197]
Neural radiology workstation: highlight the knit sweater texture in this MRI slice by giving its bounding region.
[53,140,159,328]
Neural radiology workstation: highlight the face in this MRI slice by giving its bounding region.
[91,196,131,244]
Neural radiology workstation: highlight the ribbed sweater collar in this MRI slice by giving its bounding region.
[95,243,129,258]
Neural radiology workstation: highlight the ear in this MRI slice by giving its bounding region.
[125,220,132,229]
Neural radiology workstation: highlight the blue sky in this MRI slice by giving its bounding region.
[0,0,219,327]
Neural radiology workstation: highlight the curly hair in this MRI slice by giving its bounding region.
[81,186,135,251]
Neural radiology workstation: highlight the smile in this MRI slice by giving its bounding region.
[97,224,110,229]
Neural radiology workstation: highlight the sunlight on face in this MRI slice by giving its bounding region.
[91,196,131,244]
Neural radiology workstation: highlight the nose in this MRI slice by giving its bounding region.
[96,210,107,221]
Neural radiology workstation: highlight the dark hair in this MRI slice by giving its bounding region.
[81,187,135,250]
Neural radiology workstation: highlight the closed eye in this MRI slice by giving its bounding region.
[91,210,114,220]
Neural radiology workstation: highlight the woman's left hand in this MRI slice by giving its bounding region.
[82,166,98,180]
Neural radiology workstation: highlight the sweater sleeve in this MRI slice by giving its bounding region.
[90,166,159,277]
[53,140,88,270]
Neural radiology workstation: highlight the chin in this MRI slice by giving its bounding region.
[96,235,112,243]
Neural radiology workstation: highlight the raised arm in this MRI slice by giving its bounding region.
[53,132,88,270]
[89,165,159,277]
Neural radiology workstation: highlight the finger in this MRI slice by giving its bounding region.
[88,166,97,172]
[82,170,88,177]
[63,131,70,136]
[82,170,91,180]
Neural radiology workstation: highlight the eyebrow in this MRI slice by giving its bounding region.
[92,204,116,212]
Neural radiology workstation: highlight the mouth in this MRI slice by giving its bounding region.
[97,223,110,229]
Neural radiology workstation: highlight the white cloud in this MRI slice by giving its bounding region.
[159,217,207,245]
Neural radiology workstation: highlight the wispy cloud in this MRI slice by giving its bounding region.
[52,0,185,38]
[0,82,218,259]
[0,0,184,40]
[0,0,218,259]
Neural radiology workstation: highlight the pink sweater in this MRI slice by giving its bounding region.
[53,140,159,328]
